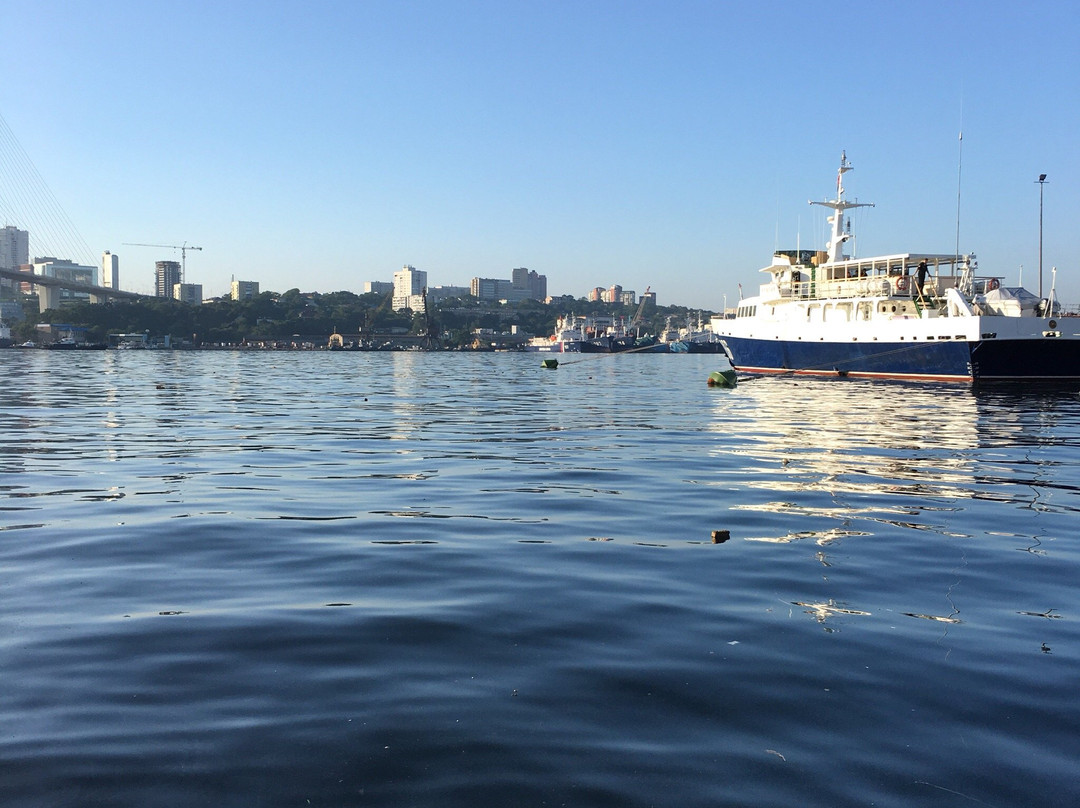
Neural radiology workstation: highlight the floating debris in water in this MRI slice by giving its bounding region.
[903,612,962,624]
[793,600,870,622]
[1018,609,1062,619]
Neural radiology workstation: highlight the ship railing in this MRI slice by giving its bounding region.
[779,263,995,304]
[790,272,981,303]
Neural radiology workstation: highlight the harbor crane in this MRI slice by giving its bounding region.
[629,286,651,332]
[122,241,203,283]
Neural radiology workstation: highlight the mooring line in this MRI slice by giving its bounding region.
[555,342,671,366]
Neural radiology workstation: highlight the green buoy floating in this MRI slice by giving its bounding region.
[542,358,559,369]
[707,369,737,388]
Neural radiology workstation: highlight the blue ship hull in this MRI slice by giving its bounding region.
[723,336,1080,383]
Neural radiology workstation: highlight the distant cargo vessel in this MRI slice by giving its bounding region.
[710,152,1080,383]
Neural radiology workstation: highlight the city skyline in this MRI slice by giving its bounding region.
[1,2,1077,307]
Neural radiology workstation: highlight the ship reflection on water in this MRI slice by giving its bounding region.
[706,378,1076,544]
[703,377,1080,627]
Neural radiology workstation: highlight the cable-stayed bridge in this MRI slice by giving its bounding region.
[0,111,150,311]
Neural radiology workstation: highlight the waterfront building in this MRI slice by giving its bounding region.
[173,283,203,304]
[155,261,181,297]
[231,279,259,301]
[101,251,119,290]
[392,265,427,312]
[363,281,393,295]
[33,257,96,301]
[0,299,23,322]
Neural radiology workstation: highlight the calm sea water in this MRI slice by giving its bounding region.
[2,350,1078,807]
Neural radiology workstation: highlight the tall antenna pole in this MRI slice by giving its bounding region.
[954,130,963,267]
[1037,174,1048,299]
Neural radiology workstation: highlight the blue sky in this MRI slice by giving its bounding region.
[2,0,1077,307]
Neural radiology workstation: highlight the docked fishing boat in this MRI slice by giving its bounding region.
[579,332,660,353]
[710,152,1080,383]
[658,316,727,353]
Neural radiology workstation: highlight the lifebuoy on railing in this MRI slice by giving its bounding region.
[895,276,909,292]
[987,278,1000,291]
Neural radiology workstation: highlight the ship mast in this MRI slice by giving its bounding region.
[810,151,874,263]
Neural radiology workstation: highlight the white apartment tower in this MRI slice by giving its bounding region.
[392,265,427,312]
[101,251,119,289]
[173,283,203,304]
[231,280,259,301]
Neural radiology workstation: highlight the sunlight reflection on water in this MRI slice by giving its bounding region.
[2,351,1079,807]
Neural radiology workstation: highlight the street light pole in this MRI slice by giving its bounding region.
[1037,174,1048,299]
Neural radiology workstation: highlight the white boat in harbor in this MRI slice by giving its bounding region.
[710,152,1080,383]
[524,314,585,352]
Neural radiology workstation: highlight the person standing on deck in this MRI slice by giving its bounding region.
[916,259,929,298]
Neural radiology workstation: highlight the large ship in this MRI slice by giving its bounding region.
[710,153,1079,383]
[524,314,586,353]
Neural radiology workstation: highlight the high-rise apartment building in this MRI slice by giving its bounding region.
[392,265,427,312]
[155,261,181,297]
[1,226,30,294]
[0,225,29,269]
[511,267,546,301]
[101,251,119,289]
[230,280,259,301]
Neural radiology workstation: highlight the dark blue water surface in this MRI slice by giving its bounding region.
[2,350,1078,807]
